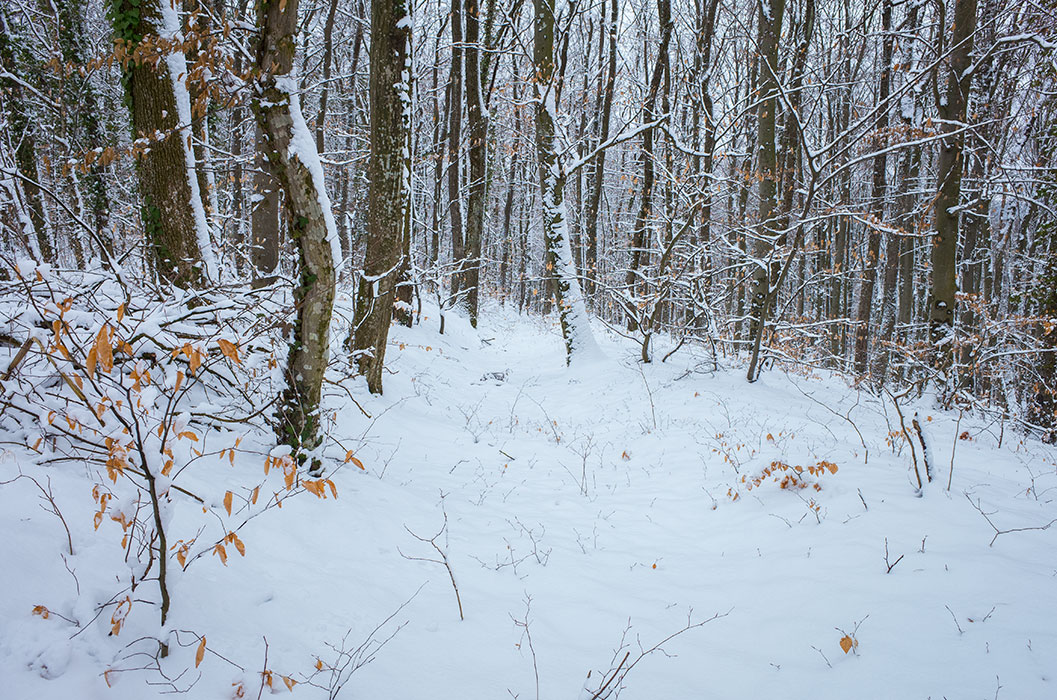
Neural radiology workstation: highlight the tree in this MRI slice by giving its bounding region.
[583,0,618,299]
[253,0,338,470]
[745,0,786,381]
[109,0,211,287]
[0,5,52,262]
[350,0,413,393]
[532,0,599,364]
[930,0,978,374]
[464,0,487,327]
[853,0,892,377]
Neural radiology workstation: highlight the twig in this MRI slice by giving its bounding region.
[912,412,932,483]
[256,637,270,700]
[400,501,464,620]
[965,493,1057,547]
[789,379,868,463]
[301,585,420,699]
[884,388,922,491]
[10,472,75,555]
[585,609,729,700]
[883,538,904,574]
[636,363,658,431]
[948,409,963,491]
[511,596,540,700]
[945,605,964,635]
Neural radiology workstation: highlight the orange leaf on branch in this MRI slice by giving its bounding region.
[195,636,206,667]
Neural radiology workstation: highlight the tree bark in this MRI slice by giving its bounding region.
[930,0,978,373]
[251,125,282,284]
[464,0,487,326]
[350,0,413,393]
[111,0,211,287]
[533,0,599,363]
[253,0,338,468]
[745,0,786,381]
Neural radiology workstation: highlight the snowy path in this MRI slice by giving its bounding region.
[2,304,1056,699]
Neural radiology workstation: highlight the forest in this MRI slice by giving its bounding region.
[1,0,1056,697]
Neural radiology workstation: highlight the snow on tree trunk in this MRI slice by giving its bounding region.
[254,0,337,472]
[109,0,210,287]
[533,0,601,365]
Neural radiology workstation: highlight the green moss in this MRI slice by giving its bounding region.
[107,0,142,45]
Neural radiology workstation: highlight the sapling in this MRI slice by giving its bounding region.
[0,261,350,676]
[399,498,464,620]
[581,609,728,700]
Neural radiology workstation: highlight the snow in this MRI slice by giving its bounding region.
[275,76,344,275]
[2,301,1057,698]
[157,0,217,283]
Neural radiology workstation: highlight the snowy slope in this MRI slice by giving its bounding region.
[2,301,1056,699]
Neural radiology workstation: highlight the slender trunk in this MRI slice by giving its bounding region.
[533,0,599,363]
[253,0,338,467]
[853,0,892,377]
[624,0,672,332]
[746,0,787,381]
[464,0,487,326]
[447,0,465,302]
[0,7,51,261]
[500,69,523,299]
[583,0,618,298]
[54,0,111,250]
[930,0,978,373]
[316,0,339,155]
[350,0,413,392]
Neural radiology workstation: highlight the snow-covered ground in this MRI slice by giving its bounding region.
[3,301,1056,699]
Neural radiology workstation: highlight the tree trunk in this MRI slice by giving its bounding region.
[745,0,786,381]
[111,0,211,287]
[533,0,600,363]
[350,0,413,393]
[624,0,672,332]
[853,0,892,377]
[464,0,487,326]
[583,0,618,299]
[316,0,339,155]
[0,7,51,262]
[930,0,978,373]
[54,0,111,250]
[253,0,338,468]
[447,0,466,304]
